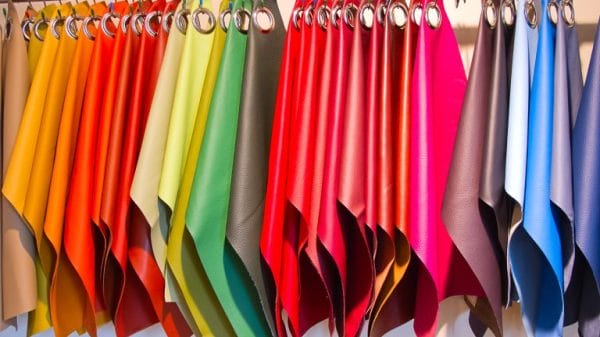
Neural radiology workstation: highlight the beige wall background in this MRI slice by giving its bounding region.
[0,0,597,336]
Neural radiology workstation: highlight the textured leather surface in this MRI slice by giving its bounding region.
[63,2,128,336]
[2,3,71,334]
[185,0,271,334]
[570,19,600,337]
[441,3,502,335]
[409,2,484,336]
[370,1,417,335]
[225,0,285,335]
[1,0,37,323]
[43,3,105,336]
[554,3,582,329]
[130,0,181,275]
[504,0,537,305]
[165,1,234,335]
[510,0,565,335]
[260,1,302,335]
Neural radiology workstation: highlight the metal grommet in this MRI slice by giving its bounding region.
[162,10,174,33]
[484,0,497,28]
[50,16,65,40]
[343,3,358,29]
[192,7,216,34]
[425,1,441,29]
[525,0,537,28]
[65,14,82,39]
[219,8,231,31]
[388,1,408,29]
[331,3,342,28]
[253,6,275,33]
[83,15,100,40]
[376,2,386,25]
[131,13,145,36]
[120,14,132,33]
[175,8,190,33]
[304,4,314,26]
[359,2,375,29]
[233,8,251,33]
[561,0,575,27]
[316,5,330,30]
[21,17,35,42]
[410,2,423,26]
[501,0,515,27]
[547,0,559,25]
[144,11,161,37]
[33,17,50,41]
[291,7,303,30]
[101,11,120,38]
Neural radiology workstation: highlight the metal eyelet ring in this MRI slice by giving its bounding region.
[233,7,251,33]
[50,16,65,40]
[253,6,275,33]
[192,7,216,34]
[291,7,303,30]
[359,2,375,29]
[410,2,423,26]
[388,1,408,29]
[376,2,386,25]
[131,13,145,36]
[65,14,82,39]
[162,10,174,33]
[331,4,342,28]
[484,0,497,28]
[101,12,120,38]
[343,3,358,29]
[425,1,441,29]
[33,17,50,41]
[144,11,161,37]
[316,5,330,30]
[304,4,314,26]
[120,14,132,33]
[501,0,515,27]
[547,0,559,25]
[219,8,231,31]
[525,0,537,28]
[21,17,35,42]
[83,15,101,40]
[175,8,190,33]
[561,0,575,27]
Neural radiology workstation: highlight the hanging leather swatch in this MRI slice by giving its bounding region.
[63,2,129,336]
[185,0,271,334]
[260,0,303,335]
[131,0,181,279]
[442,1,502,335]
[504,0,537,304]
[44,3,108,336]
[365,1,396,309]
[510,0,568,335]
[126,1,191,335]
[2,0,37,323]
[555,1,583,328]
[571,18,600,337]
[370,1,418,335]
[159,1,233,336]
[409,1,484,336]
[3,3,73,334]
[369,1,417,336]
[226,0,285,335]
